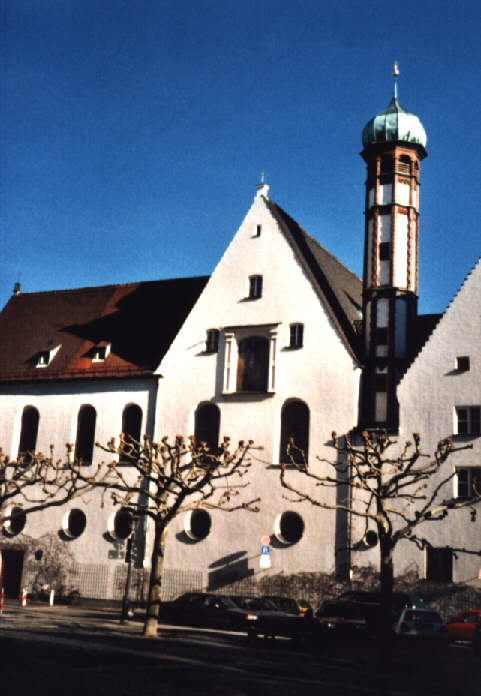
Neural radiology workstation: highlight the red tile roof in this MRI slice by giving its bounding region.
[0,277,208,382]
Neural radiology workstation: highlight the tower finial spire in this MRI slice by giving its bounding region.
[255,171,269,199]
[392,61,399,99]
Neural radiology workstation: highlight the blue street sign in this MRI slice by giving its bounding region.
[261,545,270,555]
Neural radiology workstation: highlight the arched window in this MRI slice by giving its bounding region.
[236,336,269,392]
[120,404,142,464]
[74,405,96,465]
[194,403,220,454]
[398,154,411,175]
[18,406,39,462]
[279,399,309,464]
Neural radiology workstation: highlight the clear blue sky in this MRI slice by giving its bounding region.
[2,0,480,315]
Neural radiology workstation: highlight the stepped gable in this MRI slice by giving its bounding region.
[407,313,442,364]
[265,198,363,361]
[0,277,208,382]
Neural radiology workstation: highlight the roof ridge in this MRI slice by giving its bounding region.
[267,199,361,282]
[8,275,211,299]
[264,197,362,362]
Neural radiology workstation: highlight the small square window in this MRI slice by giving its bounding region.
[205,329,219,353]
[256,225,262,237]
[289,323,304,349]
[379,242,390,261]
[248,275,263,299]
[456,356,470,372]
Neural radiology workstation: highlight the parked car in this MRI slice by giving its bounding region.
[157,592,249,631]
[316,600,379,638]
[394,607,447,647]
[446,610,481,642]
[472,617,481,655]
[340,590,425,616]
[263,596,313,618]
[229,596,314,641]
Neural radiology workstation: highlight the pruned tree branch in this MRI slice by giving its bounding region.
[0,445,92,528]
[70,433,260,637]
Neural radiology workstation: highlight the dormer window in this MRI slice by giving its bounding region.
[248,275,263,299]
[205,329,219,353]
[92,344,111,363]
[35,345,61,368]
[36,352,50,368]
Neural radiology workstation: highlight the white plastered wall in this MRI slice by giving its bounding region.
[155,193,362,589]
[352,259,481,583]
[0,377,158,598]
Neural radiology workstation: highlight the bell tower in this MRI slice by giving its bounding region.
[360,64,427,429]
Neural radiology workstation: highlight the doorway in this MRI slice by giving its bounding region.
[1,549,25,598]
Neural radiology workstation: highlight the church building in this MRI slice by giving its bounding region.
[0,69,479,600]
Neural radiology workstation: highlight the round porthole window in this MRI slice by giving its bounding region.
[274,511,304,545]
[3,506,26,536]
[62,508,87,539]
[107,508,133,540]
[184,509,211,541]
[364,530,378,547]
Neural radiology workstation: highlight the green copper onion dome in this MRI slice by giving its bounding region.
[362,95,427,149]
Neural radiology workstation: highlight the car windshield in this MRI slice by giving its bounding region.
[215,596,239,609]
[320,603,367,619]
[232,597,278,611]
[404,610,442,624]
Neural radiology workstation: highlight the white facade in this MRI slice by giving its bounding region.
[0,378,157,599]
[156,190,362,592]
[395,258,481,584]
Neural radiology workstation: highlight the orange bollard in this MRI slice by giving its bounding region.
[20,588,27,607]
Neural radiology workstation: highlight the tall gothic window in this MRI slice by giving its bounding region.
[74,405,97,465]
[194,403,220,454]
[18,406,40,462]
[120,403,142,464]
[236,336,269,392]
[279,399,310,465]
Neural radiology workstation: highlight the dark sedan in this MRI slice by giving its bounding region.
[157,592,250,631]
[230,596,316,641]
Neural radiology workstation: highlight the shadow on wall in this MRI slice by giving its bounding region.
[207,552,253,590]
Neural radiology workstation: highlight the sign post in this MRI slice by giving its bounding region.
[260,535,271,569]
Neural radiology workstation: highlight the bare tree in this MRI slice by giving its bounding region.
[281,430,477,638]
[77,434,260,637]
[0,445,90,532]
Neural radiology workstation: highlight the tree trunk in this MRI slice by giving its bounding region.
[378,533,394,645]
[143,520,166,637]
